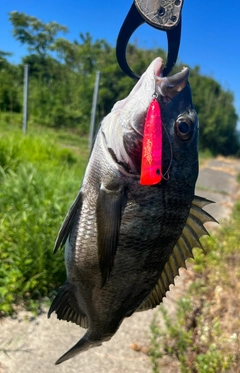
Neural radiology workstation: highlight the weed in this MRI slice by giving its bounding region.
[237,173,240,183]
[0,130,88,315]
[149,204,240,372]
[149,296,235,372]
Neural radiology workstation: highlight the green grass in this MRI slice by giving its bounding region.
[0,123,89,315]
[0,112,89,154]
[237,172,240,183]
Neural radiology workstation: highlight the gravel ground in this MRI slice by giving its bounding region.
[0,156,239,373]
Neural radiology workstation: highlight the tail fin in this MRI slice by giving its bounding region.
[55,333,102,364]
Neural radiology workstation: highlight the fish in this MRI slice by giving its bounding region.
[48,57,216,364]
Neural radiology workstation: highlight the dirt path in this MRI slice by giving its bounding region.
[0,157,239,373]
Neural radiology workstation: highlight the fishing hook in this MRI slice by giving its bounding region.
[116,0,184,79]
[161,120,173,181]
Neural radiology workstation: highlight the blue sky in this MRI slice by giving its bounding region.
[1,1,240,123]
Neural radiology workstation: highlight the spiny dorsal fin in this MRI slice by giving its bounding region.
[137,195,218,312]
[48,282,88,328]
[54,191,82,253]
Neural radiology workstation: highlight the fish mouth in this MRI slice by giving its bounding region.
[153,57,163,77]
[154,58,190,100]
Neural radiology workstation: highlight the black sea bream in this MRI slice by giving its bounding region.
[48,57,216,364]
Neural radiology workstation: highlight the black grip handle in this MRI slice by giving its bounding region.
[116,1,183,79]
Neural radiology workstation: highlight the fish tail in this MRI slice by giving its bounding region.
[55,332,102,365]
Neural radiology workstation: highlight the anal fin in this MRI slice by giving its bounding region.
[48,282,88,328]
[137,195,218,312]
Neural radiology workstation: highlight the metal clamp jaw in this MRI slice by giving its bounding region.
[116,0,184,79]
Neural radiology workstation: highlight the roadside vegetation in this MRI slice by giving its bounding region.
[0,128,88,314]
[149,198,240,372]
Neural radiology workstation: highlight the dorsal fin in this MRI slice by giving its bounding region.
[137,195,218,312]
[54,191,82,253]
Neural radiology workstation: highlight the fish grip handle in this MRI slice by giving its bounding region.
[116,0,184,79]
[135,0,183,30]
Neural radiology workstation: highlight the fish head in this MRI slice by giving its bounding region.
[110,57,199,185]
[157,63,199,185]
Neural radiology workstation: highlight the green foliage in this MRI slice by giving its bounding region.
[149,297,234,373]
[1,12,239,153]
[0,112,22,129]
[0,133,88,315]
[0,56,22,113]
[149,204,240,372]
[189,68,239,156]
[237,172,240,183]
[9,11,68,56]
[149,314,163,373]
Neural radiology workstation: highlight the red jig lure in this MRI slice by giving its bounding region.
[140,97,162,185]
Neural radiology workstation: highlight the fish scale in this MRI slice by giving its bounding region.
[48,57,217,364]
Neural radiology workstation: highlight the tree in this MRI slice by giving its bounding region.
[0,50,13,68]
[189,67,239,155]
[0,50,22,112]
[9,11,68,56]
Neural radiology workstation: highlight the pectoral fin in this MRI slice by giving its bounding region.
[54,190,82,253]
[137,195,218,311]
[96,184,127,286]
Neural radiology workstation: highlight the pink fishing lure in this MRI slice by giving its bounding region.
[140,98,162,185]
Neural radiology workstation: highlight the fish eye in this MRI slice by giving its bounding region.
[175,117,194,140]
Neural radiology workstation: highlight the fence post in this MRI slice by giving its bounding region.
[89,71,100,150]
[22,64,29,134]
